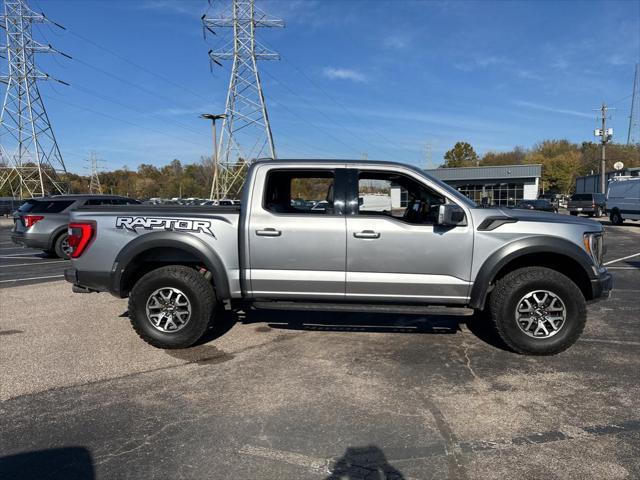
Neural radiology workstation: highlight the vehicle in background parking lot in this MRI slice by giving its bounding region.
[568,193,605,217]
[514,199,558,213]
[65,159,611,356]
[607,176,640,225]
[11,195,140,259]
[0,197,25,217]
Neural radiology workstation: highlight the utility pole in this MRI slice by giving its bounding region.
[0,0,70,198]
[628,63,639,145]
[200,113,226,201]
[594,103,613,194]
[86,151,103,194]
[202,0,283,199]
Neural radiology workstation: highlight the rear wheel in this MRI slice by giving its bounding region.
[570,211,578,216]
[128,265,216,349]
[53,233,72,259]
[610,210,623,225]
[489,267,586,355]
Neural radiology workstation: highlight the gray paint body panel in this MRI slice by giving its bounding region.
[68,160,608,307]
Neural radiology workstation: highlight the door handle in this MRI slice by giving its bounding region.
[256,228,281,237]
[353,230,380,239]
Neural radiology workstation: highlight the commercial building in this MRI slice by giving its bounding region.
[423,164,542,206]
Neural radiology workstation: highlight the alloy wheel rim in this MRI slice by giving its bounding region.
[145,287,192,333]
[61,236,73,256]
[515,290,566,339]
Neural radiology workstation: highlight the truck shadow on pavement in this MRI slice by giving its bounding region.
[222,308,510,352]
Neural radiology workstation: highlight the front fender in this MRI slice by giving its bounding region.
[469,236,596,310]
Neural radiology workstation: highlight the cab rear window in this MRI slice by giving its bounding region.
[28,200,75,213]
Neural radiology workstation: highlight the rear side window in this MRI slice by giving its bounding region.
[28,200,75,213]
[263,169,335,214]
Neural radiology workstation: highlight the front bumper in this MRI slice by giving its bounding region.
[589,270,613,303]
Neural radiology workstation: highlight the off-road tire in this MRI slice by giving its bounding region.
[610,210,623,225]
[489,267,586,355]
[128,265,215,349]
[53,232,71,259]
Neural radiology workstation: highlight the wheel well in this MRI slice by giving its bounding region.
[491,252,593,301]
[120,247,213,297]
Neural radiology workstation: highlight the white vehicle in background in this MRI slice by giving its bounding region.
[606,176,640,225]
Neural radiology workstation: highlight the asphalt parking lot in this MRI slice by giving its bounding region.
[1,217,639,480]
[0,219,69,287]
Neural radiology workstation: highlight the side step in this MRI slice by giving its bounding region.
[251,301,473,316]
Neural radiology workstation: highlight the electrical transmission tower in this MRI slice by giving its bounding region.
[202,0,283,200]
[628,63,639,145]
[0,0,69,199]
[86,151,102,194]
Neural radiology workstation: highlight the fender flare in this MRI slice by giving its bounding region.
[110,231,230,300]
[469,236,596,310]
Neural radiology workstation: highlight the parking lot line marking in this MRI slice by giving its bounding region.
[0,260,67,268]
[604,252,640,266]
[0,252,44,257]
[580,338,640,346]
[607,266,639,270]
[0,274,64,283]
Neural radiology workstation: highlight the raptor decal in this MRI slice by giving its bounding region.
[116,217,216,237]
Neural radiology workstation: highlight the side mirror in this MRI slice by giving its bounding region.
[438,204,466,227]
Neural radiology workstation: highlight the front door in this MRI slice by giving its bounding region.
[345,168,474,304]
[247,166,347,300]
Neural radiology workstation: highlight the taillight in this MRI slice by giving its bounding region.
[24,215,44,229]
[68,222,96,258]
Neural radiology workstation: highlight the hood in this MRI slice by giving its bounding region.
[474,207,603,230]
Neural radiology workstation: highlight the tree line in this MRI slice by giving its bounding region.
[441,140,640,194]
[2,139,639,198]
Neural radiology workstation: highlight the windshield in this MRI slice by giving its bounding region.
[417,169,477,208]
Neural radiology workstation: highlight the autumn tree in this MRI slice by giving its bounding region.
[441,142,479,168]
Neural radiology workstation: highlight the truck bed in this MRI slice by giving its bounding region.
[75,204,241,214]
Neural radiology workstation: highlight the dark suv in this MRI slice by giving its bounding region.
[568,193,606,217]
[11,195,139,258]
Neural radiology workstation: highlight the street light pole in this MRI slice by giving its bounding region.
[200,113,226,201]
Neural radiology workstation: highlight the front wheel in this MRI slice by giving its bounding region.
[128,265,216,349]
[489,267,586,355]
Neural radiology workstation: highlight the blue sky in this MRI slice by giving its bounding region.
[9,0,640,173]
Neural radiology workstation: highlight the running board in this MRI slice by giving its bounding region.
[250,301,473,316]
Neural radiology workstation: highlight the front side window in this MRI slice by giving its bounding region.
[264,169,336,214]
[357,171,445,225]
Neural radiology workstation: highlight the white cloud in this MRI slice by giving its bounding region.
[322,67,367,83]
[383,35,409,50]
[513,100,593,119]
[454,56,509,71]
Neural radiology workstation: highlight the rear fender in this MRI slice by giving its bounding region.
[111,231,230,299]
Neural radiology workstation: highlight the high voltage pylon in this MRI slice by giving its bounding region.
[202,0,283,200]
[86,151,103,194]
[0,0,69,199]
[628,63,639,145]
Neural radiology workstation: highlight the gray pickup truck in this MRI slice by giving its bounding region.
[65,160,612,355]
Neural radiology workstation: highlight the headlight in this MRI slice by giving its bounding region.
[583,232,604,267]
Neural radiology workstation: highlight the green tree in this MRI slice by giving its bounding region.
[441,142,479,168]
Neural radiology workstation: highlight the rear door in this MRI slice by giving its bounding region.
[345,167,474,304]
[247,166,348,300]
